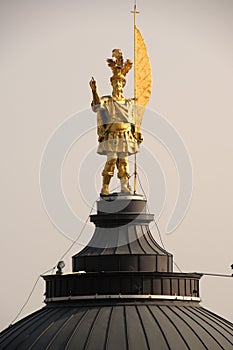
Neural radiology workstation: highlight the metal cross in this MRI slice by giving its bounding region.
[131,0,139,27]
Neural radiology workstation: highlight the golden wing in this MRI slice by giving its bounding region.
[134,26,152,132]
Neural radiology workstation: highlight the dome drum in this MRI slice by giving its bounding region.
[73,253,173,273]
[43,272,202,302]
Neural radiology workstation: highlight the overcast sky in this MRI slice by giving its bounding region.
[0,0,233,330]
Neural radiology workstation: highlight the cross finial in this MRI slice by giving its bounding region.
[130,0,139,27]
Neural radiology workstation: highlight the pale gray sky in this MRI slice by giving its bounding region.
[0,0,233,330]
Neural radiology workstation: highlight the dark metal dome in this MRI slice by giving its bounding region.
[1,301,232,349]
[1,196,232,349]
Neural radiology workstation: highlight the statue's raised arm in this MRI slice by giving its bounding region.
[89,77,101,106]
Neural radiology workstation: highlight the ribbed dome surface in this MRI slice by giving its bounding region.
[1,302,232,350]
[1,197,232,349]
[76,225,168,255]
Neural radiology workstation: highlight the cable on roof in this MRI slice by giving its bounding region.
[9,267,54,326]
[9,200,97,327]
[137,171,183,273]
[57,199,96,263]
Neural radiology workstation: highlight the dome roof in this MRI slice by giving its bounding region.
[1,301,232,349]
[1,196,232,349]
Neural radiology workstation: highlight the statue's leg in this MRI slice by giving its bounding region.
[117,153,133,194]
[101,152,117,195]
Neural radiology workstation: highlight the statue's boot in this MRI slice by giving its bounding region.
[101,175,112,195]
[120,178,133,194]
[117,156,133,194]
[101,156,117,195]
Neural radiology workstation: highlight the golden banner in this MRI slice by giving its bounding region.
[134,26,152,130]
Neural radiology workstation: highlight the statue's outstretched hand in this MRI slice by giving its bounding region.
[90,77,101,106]
[89,77,97,91]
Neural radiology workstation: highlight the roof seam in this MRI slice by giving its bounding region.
[158,305,191,350]
[146,305,171,350]
[123,305,129,350]
[143,226,159,253]
[134,226,147,254]
[135,305,150,349]
[148,225,172,255]
[28,322,55,350]
[127,229,132,254]
[179,307,226,350]
[83,308,101,350]
[103,306,113,350]
[15,308,67,350]
[64,310,89,350]
[198,307,233,332]
[0,308,57,348]
[166,305,208,350]
[0,308,50,344]
[44,313,75,350]
[183,306,233,344]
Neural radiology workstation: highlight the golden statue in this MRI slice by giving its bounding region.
[90,3,152,196]
[90,49,143,196]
